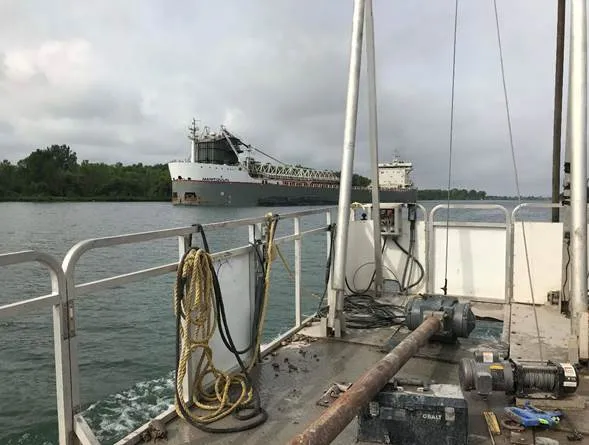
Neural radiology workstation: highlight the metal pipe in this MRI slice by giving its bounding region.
[569,0,588,357]
[552,0,566,223]
[561,0,574,315]
[287,316,442,445]
[365,0,383,295]
[332,0,366,294]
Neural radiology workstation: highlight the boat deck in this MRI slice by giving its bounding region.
[127,301,589,445]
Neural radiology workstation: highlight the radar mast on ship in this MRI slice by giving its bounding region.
[188,118,200,163]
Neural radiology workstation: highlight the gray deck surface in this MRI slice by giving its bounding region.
[135,302,589,445]
[509,302,571,362]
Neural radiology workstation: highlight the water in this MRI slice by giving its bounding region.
[0,200,552,444]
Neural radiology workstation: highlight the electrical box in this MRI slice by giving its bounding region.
[357,383,469,445]
[379,203,403,237]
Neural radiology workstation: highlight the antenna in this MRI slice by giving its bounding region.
[188,118,199,140]
[393,146,401,160]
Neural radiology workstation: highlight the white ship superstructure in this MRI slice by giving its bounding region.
[167,119,416,206]
[378,156,413,189]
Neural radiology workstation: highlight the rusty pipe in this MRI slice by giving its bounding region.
[287,315,442,445]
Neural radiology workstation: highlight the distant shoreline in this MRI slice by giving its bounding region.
[0,196,168,203]
[0,196,549,203]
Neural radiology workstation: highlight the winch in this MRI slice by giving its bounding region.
[459,351,579,398]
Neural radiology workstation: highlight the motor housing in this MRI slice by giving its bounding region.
[405,295,476,342]
[459,352,579,398]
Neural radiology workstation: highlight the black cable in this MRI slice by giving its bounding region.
[392,237,424,291]
[316,223,336,316]
[174,226,268,433]
[343,293,406,329]
[345,237,391,295]
[562,239,571,303]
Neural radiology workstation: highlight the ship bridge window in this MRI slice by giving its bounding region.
[178,176,183,180]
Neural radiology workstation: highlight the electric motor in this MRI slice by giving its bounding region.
[405,295,476,341]
[459,352,579,398]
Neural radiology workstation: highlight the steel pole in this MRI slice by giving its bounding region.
[365,0,383,295]
[552,0,566,223]
[332,0,365,293]
[561,0,573,316]
[287,316,442,445]
[569,0,588,359]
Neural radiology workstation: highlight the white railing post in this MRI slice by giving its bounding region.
[248,224,258,358]
[48,256,75,445]
[326,211,332,260]
[294,217,302,326]
[60,277,81,445]
[177,233,195,402]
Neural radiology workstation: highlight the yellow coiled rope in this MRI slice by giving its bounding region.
[173,214,277,426]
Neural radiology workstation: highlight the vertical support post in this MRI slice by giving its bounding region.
[331,0,366,335]
[294,217,302,326]
[61,279,81,445]
[248,224,258,359]
[365,0,383,296]
[326,211,338,334]
[177,234,196,401]
[326,211,332,260]
[53,269,75,445]
[561,4,573,315]
[568,0,588,360]
[502,212,514,344]
[552,0,566,223]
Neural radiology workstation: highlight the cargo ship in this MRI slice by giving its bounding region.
[168,119,417,206]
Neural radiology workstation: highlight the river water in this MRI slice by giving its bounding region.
[0,200,551,444]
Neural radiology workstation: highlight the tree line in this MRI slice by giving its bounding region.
[0,145,171,201]
[417,188,487,200]
[0,145,492,202]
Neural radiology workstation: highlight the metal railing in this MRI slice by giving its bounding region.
[428,203,511,301]
[1,206,335,444]
[0,250,74,445]
[0,202,567,444]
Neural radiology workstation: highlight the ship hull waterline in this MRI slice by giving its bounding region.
[171,180,417,206]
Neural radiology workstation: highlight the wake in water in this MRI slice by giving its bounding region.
[83,372,175,444]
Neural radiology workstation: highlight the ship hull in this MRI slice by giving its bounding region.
[171,180,417,206]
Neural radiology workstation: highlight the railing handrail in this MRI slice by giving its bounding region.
[426,203,511,299]
[0,250,65,318]
[0,249,74,445]
[62,206,336,277]
[4,201,557,445]
[512,202,563,222]
[429,203,510,223]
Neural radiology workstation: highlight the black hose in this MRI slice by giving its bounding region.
[393,236,424,291]
[174,225,268,433]
[316,223,336,316]
[345,237,390,295]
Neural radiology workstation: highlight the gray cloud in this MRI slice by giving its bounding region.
[0,0,567,195]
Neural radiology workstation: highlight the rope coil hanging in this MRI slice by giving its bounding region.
[173,214,278,432]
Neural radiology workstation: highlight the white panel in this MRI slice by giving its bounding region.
[190,252,253,378]
[513,222,563,304]
[346,220,426,294]
[432,226,506,301]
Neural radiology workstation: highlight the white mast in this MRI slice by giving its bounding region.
[365,0,384,295]
[189,118,198,163]
[568,0,588,361]
[331,0,365,335]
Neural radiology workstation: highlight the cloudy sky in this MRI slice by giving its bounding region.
[0,1,567,195]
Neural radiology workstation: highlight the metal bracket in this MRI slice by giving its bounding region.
[62,300,76,340]
[423,310,445,322]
